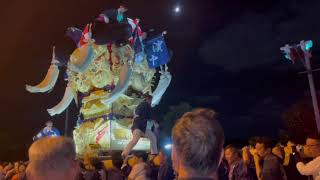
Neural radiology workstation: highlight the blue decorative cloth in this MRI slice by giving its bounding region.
[144,35,170,68]
[33,127,61,141]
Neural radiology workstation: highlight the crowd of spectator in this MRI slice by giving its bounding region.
[1,108,320,180]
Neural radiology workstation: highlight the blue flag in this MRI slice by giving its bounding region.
[145,35,170,68]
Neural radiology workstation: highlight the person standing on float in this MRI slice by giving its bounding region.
[122,95,158,158]
[33,121,61,141]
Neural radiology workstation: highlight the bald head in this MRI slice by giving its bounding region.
[27,137,78,180]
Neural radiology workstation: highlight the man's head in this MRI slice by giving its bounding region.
[224,145,240,165]
[26,137,79,180]
[248,136,259,150]
[172,108,224,177]
[303,136,320,158]
[131,152,148,166]
[14,162,19,171]
[46,121,53,130]
[111,152,123,170]
[4,163,13,172]
[255,137,273,159]
[18,164,26,174]
[119,1,129,13]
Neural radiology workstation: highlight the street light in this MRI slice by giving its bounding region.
[280,40,320,133]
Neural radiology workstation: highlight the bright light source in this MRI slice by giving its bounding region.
[306,40,313,51]
[174,6,181,13]
[165,144,172,150]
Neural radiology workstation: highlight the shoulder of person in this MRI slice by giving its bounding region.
[265,154,279,160]
[263,154,282,167]
[304,156,320,165]
[314,156,320,161]
[237,159,247,167]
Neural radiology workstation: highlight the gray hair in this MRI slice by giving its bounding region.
[28,137,76,174]
[172,108,224,175]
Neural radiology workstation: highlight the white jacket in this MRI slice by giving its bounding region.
[297,156,320,180]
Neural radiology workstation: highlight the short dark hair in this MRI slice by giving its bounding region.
[225,144,240,157]
[225,144,238,152]
[91,158,103,170]
[256,137,274,149]
[172,108,224,175]
[249,136,260,147]
[133,151,148,162]
[111,152,123,170]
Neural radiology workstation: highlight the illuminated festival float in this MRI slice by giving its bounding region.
[25,4,172,155]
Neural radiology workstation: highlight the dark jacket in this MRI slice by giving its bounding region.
[261,154,286,180]
[284,152,308,180]
[107,169,125,180]
[228,159,249,180]
[158,161,175,180]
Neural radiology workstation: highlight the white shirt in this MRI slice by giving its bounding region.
[297,156,320,180]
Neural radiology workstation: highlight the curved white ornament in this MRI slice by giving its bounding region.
[101,63,132,105]
[47,83,74,116]
[151,65,172,107]
[26,47,60,93]
[68,42,95,73]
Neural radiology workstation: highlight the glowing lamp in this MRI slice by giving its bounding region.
[164,144,172,150]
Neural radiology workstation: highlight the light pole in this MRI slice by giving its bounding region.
[281,40,320,133]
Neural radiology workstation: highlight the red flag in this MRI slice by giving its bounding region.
[79,24,92,47]
[127,18,144,45]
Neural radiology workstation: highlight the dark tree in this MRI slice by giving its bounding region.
[159,102,193,143]
[282,95,318,143]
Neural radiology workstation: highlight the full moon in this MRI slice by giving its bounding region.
[174,6,181,13]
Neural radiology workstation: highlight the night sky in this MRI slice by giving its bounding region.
[1,0,320,160]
